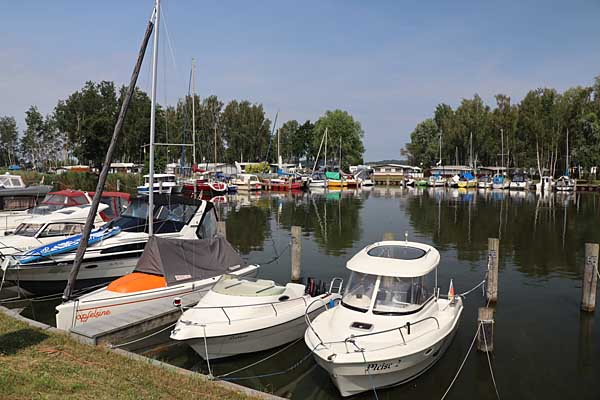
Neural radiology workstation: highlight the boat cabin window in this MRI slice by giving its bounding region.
[367,245,426,260]
[14,223,43,237]
[38,223,84,238]
[373,271,435,315]
[342,272,377,313]
[196,204,217,239]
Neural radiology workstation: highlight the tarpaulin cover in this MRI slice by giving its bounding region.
[325,171,340,180]
[462,172,475,180]
[134,236,245,286]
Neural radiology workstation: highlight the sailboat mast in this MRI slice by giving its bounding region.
[500,128,504,175]
[324,127,328,169]
[311,128,326,174]
[148,0,160,236]
[566,128,569,176]
[439,131,442,164]
[339,136,342,169]
[191,58,196,166]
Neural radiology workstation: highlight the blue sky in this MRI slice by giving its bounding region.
[1,0,600,161]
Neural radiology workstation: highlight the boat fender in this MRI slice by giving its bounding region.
[406,322,411,335]
[328,298,335,309]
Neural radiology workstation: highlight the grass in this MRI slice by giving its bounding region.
[0,312,258,400]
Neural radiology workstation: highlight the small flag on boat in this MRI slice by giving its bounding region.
[448,279,455,301]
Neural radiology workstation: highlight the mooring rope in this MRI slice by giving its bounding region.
[202,325,213,379]
[358,345,380,400]
[440,322,482,400]
[458,279,486,298]
[482,320,501,400]
[110,322,177,349]
[217,337,303,378]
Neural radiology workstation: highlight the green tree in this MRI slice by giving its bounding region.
[314,110,364,171]
[0,116,19,166]
[406,119,440,168]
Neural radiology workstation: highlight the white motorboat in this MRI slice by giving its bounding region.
[231,173,262,191]
[0,190,130,236]
[1,195,215,295]
[427,174,447,187]
[509,174,531,190]
[535,176,555,192]
[305,240,463,397]
[492,174,510,190]
[56,236,259,331]
[477,175,492,189]
[309,172,327,188]
[0,172,52,200]
[403,178,415,187]
[0,204,109,257]
[171,275,343,360]
[555,175,576,192]
[137,173,181,195]
[447,174,460,188]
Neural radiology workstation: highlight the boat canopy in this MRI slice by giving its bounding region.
[461,172,475,180]
[325,171,340,180]
[133,236,245,286]
[346,241,439,278]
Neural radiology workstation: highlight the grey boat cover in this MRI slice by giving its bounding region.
[134,236,245,286]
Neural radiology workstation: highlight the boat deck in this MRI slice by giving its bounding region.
[69,291,206,346]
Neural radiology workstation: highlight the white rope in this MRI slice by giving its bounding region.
[202,325,213,378]
[358,346,379,400]
[440,322,481,400]
[217,337,303,378]
[458,279,486,297]
[110,322,176,348]
[481,321,501,400]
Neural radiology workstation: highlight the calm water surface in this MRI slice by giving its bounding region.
[18,187,600,399]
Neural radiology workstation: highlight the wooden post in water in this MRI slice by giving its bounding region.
[116,179,120,192]
[291,226,302,282]
[217,221,227,238]
[477,307,494,352]
[581,243,599,312]
[487,238,499,303]
[383,232,395,241]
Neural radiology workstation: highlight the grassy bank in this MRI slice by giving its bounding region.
[0,312,256,400]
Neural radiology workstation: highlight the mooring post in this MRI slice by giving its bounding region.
[383,232,395,241]
[477,307,494,352]
[291,226,302,282]
[487,238,499,303]
[116,179,120,192]
[386,175,390,186]
[217,221,227,238]
[581,243,599,312]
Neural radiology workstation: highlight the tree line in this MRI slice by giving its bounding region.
[0,80,365,171]
[406,76,600,177]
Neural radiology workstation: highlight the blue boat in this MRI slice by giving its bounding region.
[19,227,122,265]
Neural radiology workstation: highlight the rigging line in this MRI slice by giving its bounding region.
[440,322,482,400]
[482,322,501,400]
[217,337,303,378]
[110,322,177,349]
[160,3,181,84]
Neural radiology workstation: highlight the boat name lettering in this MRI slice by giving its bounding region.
[366,362,393,371]
[76,309,111,323]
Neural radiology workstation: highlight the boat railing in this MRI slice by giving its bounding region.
[342,316,440,348]
[192,295,315,325]
[304,297,332,347]
[328,277,344,295]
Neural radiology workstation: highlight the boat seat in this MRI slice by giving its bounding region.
[107,272,167,293]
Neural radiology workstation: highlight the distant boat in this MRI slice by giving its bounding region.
[477,175,492,189]
[428,173,446,187]
[492,174,510,190]
[309,172,327,187]
[137,173,181,195]
[509,173,531,190]
[536,176,555,192]
[457,172,477,188]
[555,128,576,192]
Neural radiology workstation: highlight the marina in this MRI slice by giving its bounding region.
[2,187,599,399]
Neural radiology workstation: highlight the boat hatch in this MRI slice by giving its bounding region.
[367,245,426,260]
[350,322,373,331]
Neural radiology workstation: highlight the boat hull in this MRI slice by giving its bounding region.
[316,323,458,397]
[188,311,313,360]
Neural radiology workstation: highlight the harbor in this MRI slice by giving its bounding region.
[1,187,599,399]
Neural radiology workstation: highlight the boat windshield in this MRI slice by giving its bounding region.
[212,275,285,297]
[373,272,435,315]
[342,272,377,313]
[14,223,43,237]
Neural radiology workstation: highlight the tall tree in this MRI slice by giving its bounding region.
[314,110,365,170]
[0,116,19,166]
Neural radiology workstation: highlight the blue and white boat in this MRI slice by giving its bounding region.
[492,174,510,190]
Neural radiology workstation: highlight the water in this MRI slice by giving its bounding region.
[13,187,600,399]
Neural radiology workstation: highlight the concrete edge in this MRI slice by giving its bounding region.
[0,305,285,400]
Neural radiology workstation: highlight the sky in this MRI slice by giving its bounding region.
[1,0,600,161]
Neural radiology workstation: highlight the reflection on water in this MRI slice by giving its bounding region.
[184,187,600,399]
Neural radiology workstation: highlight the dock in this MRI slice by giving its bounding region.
[69,291,206,346]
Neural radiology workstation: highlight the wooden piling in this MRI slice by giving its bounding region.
[217,221,227,238]
[581,243,599,312]
[383,232,395,241]
[477,307,494,352]
[487,238,499,303]
[116,179,120,192]
[291,226,302,282]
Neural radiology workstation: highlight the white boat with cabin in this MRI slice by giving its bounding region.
[304,240,463,397]
[231,174,262,191]
[137,173,181,195]
[171,275,342,360]
[555,175,576,192]
[56,235,258,331]
[535,176,555,192]
[1,195,215,295]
